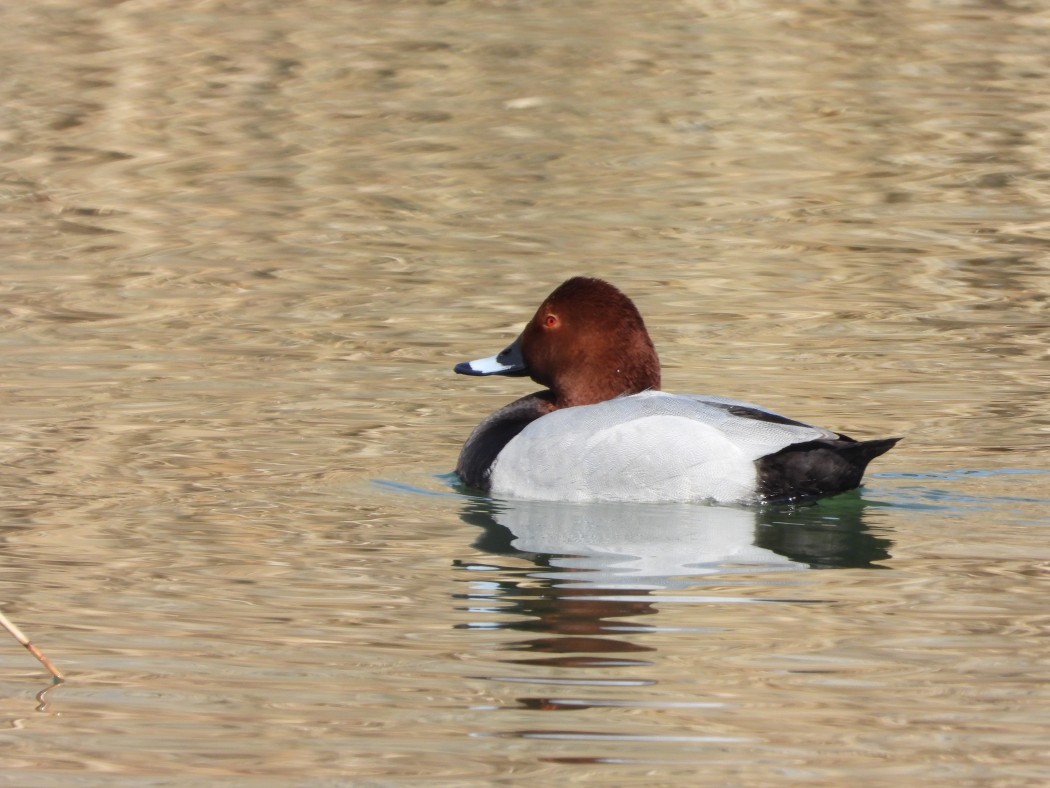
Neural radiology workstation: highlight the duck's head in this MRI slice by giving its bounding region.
[455,277,661,408]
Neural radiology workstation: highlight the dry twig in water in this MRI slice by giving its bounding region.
[0,608,64,682]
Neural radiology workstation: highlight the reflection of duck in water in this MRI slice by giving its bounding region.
[461,494,893,592]
[454,496,893,692]
[455,277,898,505]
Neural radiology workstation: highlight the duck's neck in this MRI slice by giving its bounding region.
[553,357,661,409]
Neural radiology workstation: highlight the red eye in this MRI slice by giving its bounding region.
[544,314,559,328]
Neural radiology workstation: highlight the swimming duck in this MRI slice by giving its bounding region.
[454,277,898,504]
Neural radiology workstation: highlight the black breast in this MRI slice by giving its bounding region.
[456,392,553,491]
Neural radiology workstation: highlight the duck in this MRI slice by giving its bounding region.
[454,276,899,505]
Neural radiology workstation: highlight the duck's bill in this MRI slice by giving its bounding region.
[454,335,529,376]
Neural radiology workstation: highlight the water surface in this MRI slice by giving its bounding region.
[1,0,1049,784]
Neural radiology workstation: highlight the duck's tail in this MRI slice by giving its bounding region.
[757,436,901,504]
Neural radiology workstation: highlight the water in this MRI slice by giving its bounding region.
[1,0,1049,783]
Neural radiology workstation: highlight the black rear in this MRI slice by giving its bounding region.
[756,436,900,504]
